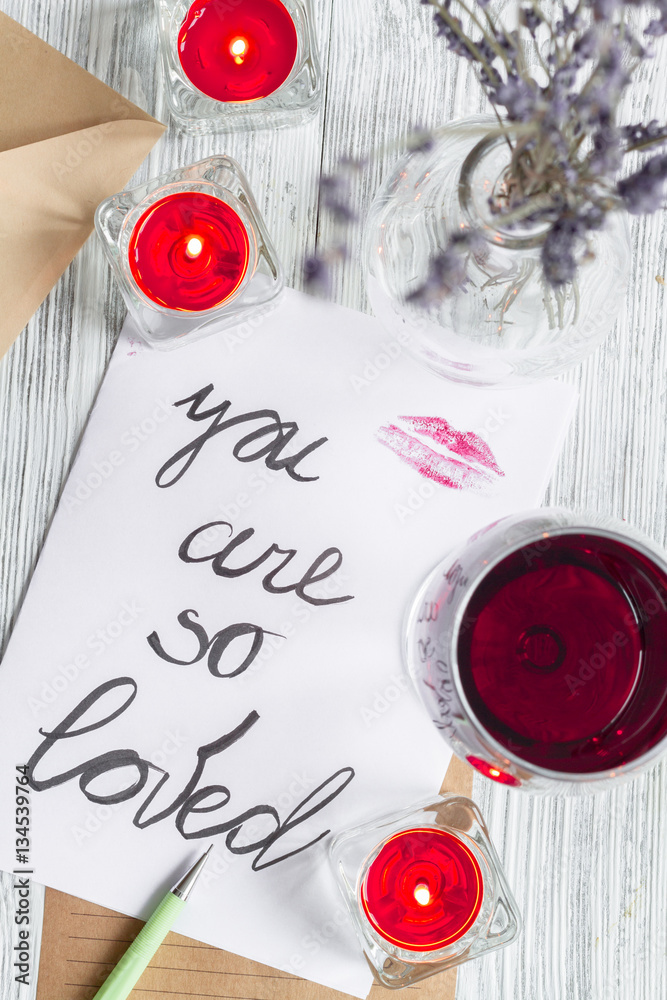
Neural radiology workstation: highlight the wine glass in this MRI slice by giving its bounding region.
[405,509,667,793]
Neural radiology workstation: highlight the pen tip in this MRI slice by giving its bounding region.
[171,846,214,901]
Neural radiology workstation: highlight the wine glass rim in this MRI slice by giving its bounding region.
[449,518,667,785]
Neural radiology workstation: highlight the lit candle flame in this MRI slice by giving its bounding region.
[414,883,431,907]
[185,236,204,258]
[230,36,249,63]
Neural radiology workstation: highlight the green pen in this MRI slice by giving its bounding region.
[93,845,213,1000]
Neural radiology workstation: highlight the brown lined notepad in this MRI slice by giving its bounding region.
[36,758,473,1000]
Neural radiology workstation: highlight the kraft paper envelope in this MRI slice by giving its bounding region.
[0,12,165,359]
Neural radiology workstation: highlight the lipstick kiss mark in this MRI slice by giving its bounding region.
[376,415,505,494]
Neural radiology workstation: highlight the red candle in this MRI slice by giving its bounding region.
[360,828,483,952]
[178,0,299,103]
[128,191,250,312]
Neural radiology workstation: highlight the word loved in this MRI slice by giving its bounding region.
[27,678,355,871]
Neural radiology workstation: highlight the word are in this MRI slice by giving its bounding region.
[180,521,354,607]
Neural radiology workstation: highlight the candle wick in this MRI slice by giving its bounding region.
[230,36,249,64]
[414,883,431,907]
[185,236,204,259]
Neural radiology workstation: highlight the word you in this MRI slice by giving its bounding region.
[156,384,328,488]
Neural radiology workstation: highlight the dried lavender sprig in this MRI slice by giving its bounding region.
[305,0,667,297]
[407,230,485,305]
[422,0,504,84]
[419,0,667,288]
[542,216,582,285]
[618,153,667,213]
[623,120,667,151]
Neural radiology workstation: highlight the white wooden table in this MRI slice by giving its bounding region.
[1,2,667,998]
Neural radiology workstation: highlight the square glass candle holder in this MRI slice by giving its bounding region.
[95,156,283,350]
[330,794,520,989]
[155,0,322,133]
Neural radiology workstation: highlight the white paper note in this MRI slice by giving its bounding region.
[0,289,577,997]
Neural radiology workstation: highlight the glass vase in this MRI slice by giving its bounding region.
[365,116,631,387]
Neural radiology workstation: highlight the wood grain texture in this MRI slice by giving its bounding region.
[1,2,667,1000]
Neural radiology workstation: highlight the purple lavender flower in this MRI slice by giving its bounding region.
[576,43,630,126]
[589,0,621,22]
[645,15,667,36]
[541,217,582,286]
[407,231,482,304]
[433,11,476,59]
[589,126,623,174]
[491,73,537,121]
[572,26,599,61]
[319,175,358,224]
[475,37,498,64]
[618,154,667,212]
[622,119,667,147]
[519,6,543,33]
[556,4,582,34]
[303,255,330,293]
[497,27,519,54]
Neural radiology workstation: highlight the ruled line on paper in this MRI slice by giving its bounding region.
[66,987,260,998]
[68,932,220,951]
[66,959,290,981]
[68,935,135,945]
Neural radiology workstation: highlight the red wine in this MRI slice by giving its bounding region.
[457,532,667,773]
